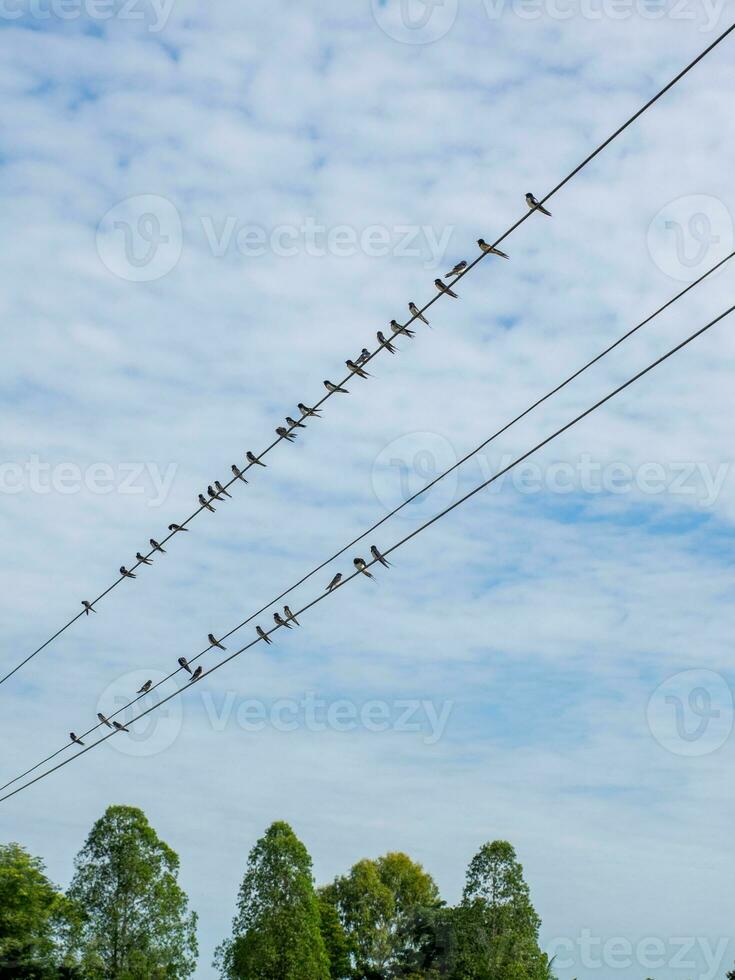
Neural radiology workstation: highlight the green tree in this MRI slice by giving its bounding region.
[325,851,441,979]
[65,804,197,979]
[0,843,71,978]
[215,821,330,980]
[318,896,351,980]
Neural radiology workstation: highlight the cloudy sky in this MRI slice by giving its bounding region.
[1,1,735,977]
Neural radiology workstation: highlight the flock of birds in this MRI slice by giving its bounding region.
[69,193,552,748]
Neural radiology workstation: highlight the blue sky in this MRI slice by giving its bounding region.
[1,2,735,978]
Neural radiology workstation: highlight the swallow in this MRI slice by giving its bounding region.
[446,260,468,278]
[168,524,188,533]
[150,538,166,553]
[136,552,152,565]
[324,380,349,394]
[286,416,306,429]
[215,481,232,499]
[190,665,203,682]
[81,600,96,615]
[298,402,322,417]
[276,426,297,442]
[208,484,223,501]
[256,625,273,645]
[377,331,397,353]
[370,545,391,568]
[178,656,192,674]
[112,720,129,733]
[284,605,300,626]
[120,566,136,579]
[70,732,85,746]
[435,279,458,298]
[353,558,375,580]
[97,712,112,729]
[477,238,509,258]
[247,451,266,467]
[356,348,371,365]
[346,359,370,378]
[525,192,552,216]
[231,465,249,483]
[390,319,415,338]
[326,573,342,592]
[199,494,216,512]
[274,612,292,629]
[137,680,153,694]
[208,634,226,650]
[409,302,429,325]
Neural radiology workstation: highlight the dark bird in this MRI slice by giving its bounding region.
[113,720,129,733]
[477,238,509,258]
[370,545,391,568]
[390,319,415,338]
[120,566,136,579]
[409,302,429,325]
[377,331,397,353]
[286,416,306,429]
[346,359,370,378]
[324,380,349,394]
[284,605,300,626]
[215,481,232,499]
[298,402,322,417]
[435,278,458,298]
[97,712,112,729]
[326,573,342,592]
[169,524,188,532]
[136,552,152,565]
[247,451,266,467]
[178,656,192,674]
[256,625,273,645]
[208,634,226,650]
[276,426,297,442]
[208,484,223,500]
[356,348,371,365]
[199,494,216,512]
[70,732,85,746]
[231,464,249,483]
[525,192,552,216]
[190,666,203,682]
[137,680,153,694]
[446,260,467,277]
[81,600,96,615]
[274,612,292,629]
[353,557,375,580]
[150,538,166,553]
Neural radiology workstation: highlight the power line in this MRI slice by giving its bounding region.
[4,23,733,691]
[2,302,733,806]
[3,249,730,795]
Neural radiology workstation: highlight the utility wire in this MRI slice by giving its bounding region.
[2,302,733,806]
[3,249,731,795]
[3,23,732,690]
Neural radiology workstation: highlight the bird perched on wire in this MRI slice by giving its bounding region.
[525,192,552,216]
[81,600,96,616]
[286,416,306,429]
[190,666,203,683]
[231,464,249,483]
[370,545,391,568]
[208,484,223,501]
[274,612,292,629]
[178,656,192,674]
[169,524,188,533]
[353,558,375,580]
[346,359,370,379]
[97,712,112,729]
[136,552,152,566]
[208,634,225,650]
[446,260,467,278]
[377,331,397,353]
[276,426,297,442]
[390,319,414,338]
[256,626,273,645]
[150,539,166,553]
[284,605,300,626]
[324,380,349,394]
[120,566,136,579]
[215,481,232,499]
[113,720,129,733]
[356,348,371,365]
[137,680,152,694]
[199,494,215,512]
[409,302,429,325]
[477,238,509,258]
[70,732,85,746]
[298,402,321,418]
[435,278,458,298]
[326,573,342,592]
[247,451,266,467]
